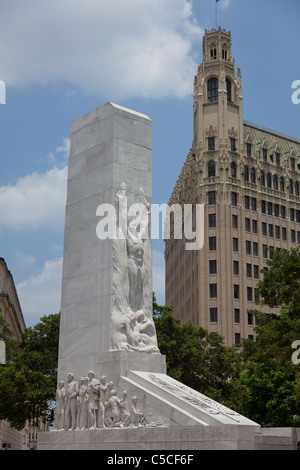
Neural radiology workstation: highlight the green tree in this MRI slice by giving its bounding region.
[234,248,300,426]
[0,313,60,430]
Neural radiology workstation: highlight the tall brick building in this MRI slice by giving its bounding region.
[165,28,300,346]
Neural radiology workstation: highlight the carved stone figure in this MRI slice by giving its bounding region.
[87,370,100,430]
[64,373,78,430]
[105,390,121,427]
[54,380,66,430]
[99,375,109,428]
[130,396,145,427]
[119,391,131,427]
[77,377,89,430]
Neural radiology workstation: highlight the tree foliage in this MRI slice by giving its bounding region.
[0,313,59,430]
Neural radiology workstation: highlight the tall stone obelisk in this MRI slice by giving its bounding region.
[57,103,165,385]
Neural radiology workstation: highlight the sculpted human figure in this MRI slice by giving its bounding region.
[65,373,78,430]
[54,380,66,430]
[87,370,100,430]
[105,389,121,427]
[77,377,88,430]
[98,375,109,428]
[130,396,144,427]
[119,391,131,427]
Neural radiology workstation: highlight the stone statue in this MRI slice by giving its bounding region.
[87,370,100,430]
[130,396,145,427]
[119,391,131,427]
[64,373,78,430]
[54,380,66,430]
[77,377,88,430]
[99,375,109,428]
[105,390,121,427]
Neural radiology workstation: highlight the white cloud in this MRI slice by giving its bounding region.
[0,0,203,100]
[17,257,63,326]
[0,165,67,230]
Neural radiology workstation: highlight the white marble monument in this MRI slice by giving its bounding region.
[38,103,260,450]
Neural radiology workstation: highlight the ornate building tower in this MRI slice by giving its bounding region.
[165,28,300,346]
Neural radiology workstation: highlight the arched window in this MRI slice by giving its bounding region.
[244,165,249,182]
[208,160,216,177]
[267,172,272,188]
[273,174,278,190]
[231,161,236,178]
[290,179,294,195]
[261,171,265,187]
[280,176,285,192]
[207,77,218,103]
[250,168,256,184]
[295,181,299,196]
[226,78,232,102]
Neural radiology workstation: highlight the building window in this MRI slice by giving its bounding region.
[261,200,266,213]
[244,165,249,182]
[248,312,253,325]
[231,138,236,152]
[254,265,259,279]
[253,242,258,256]
[235,333,241,345]
[233,260,239,275]
[226,78,232,102]
[208,137,215,151]
[275,152,280,166]
[297,210,300,222]
[234,284,240,299]
[209,213,216,228]
[274,204,279,217]
[244,195,250,209]
[262,222,267,236]
[290,179,294,196]
[280,176,285,192]
[267,172,272,188]
[262,148,267,162]
[261,171,265,187]
[273,174,278,190]
[246,263,252,277]
[247,287,253,301]
[246,143,251,157]
[291,229,296,243]
[209,260,217,274]
[231,191,238,206]
[254,288,260,303]
[210,283,217,298]
[245,218,250,232]
[251,167,256,184]
[207,77,218,102]
[208,191,216,205]
[209,236,216,251]
[251,197,257,211]
[275,225,280,239]
[210,307,218,322]
[246,240,251,255]
[234,308,240,323]
[295,181,299,196]
[208,160,216,177]
[263,244,268,258]
[252,219,257,233]
[232,214,238,229]
[281,205,286,218]
[233,237,239,252]
[267,202,273,215]
[290,208,295,221]
[282,227,287,241]
[231,161,237,178]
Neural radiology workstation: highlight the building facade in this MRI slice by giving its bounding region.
[165,28,300,346]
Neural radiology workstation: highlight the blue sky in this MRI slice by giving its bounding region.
[0,0,299,327]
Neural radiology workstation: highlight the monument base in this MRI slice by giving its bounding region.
[38,425,258,450]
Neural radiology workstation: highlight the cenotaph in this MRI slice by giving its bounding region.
[38,103,260,450]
